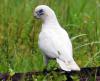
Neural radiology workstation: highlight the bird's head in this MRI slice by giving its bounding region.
[34,5,56,21]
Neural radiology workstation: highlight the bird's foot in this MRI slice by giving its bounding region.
[43,69,48,75]
[65,71,73,81]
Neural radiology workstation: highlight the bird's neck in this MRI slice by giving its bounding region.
[43,15,59,26]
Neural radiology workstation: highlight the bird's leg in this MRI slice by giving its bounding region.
[43,55,49,74]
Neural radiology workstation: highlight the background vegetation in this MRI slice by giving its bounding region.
[0,0,100,80]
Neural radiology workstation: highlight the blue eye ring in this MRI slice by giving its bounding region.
[39,9,43,13]
[37,9,44,16]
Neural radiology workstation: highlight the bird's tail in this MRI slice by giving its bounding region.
[56,58,80,71]
[56,58,71,71]
[69,60,80,71]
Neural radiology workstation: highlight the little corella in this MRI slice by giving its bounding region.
[34,5,80,71]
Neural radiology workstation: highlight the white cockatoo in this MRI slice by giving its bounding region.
[34,5,80,71]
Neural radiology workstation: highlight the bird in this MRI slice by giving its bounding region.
[34,5,80,72]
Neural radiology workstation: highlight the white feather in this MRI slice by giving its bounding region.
[34,5,80,71]
[56,58,71,71]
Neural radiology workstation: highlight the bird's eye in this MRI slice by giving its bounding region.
[39,9,43,13]
[37,9,44,16]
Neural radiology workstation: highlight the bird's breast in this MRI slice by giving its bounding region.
[38,30,59,58]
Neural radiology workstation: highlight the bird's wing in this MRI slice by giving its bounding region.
[39,26,73,61]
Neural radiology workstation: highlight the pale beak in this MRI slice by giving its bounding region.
[34,12,40,19]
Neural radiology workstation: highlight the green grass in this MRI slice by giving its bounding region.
[0,0,100,80]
